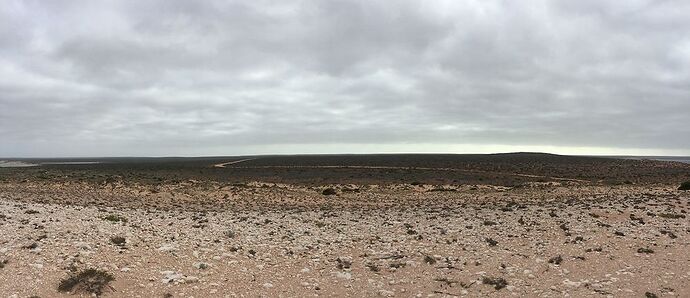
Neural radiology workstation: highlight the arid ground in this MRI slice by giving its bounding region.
[0,153,689,297]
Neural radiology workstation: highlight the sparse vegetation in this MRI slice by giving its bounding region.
[366,263,380,272]
[482,276,508,290]
[57,268,115,296]
[336,258,352,270]
[548,255,563,265]
[24,242,38,250]
[428,187,456,192]
[637,248,654,254]
[434,277,458,286]
[110,236,126,246]
[659,213,685,219]
[103,214,127,223]
[679,181,690,191]
[1,153,689,295]
[322,188,337,195]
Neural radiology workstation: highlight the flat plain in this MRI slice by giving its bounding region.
[0,153,689,297]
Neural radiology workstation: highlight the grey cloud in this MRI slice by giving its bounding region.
[1,0,689,157]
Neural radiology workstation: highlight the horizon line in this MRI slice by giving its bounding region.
[2,152,690,160]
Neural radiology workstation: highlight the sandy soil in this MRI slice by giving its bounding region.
[0,180,689,297]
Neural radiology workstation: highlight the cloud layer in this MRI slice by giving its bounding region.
[2,0,689,156]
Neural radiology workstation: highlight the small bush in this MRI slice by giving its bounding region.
[483,220,497,226]
[659,213,685,219]
[428,187,456,192]
[110,236,126,246]
[57,268,114,296]
[482,276,508,290]
[424,255,436,265]
[679,181,690,191]
[548,255,563,265]
[637,247,654,254]
[366,263,380,272]
[103,214,127,223]
[336,258,352,270]
[322,188,337,196]
[0,259,7,269]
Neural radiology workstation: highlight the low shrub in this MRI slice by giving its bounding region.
[678,181,690,190]
[482,276,508,290]
[57,268,114,296]
[322,188,337,196]
[103,214,127,223]
[110,236,126,246]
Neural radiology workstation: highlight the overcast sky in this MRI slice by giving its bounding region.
[1,0,689,157]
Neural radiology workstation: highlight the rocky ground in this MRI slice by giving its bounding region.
[0,180,689,297]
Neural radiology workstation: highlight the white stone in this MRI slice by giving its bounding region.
[378,289,395,297]
[158,244,177,252]
[335,272,352,280]
[563,279,581,287]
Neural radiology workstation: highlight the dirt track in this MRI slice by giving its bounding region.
[212,159,256,168]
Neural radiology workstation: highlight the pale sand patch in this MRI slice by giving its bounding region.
[0,160,38,168]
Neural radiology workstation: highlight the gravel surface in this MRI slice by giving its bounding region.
[0,180,689,297]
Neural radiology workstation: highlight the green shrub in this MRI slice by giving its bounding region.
[57,268,114,296]
[679,181,690,190]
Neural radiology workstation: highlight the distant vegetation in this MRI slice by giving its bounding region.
[3,153,690,187]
